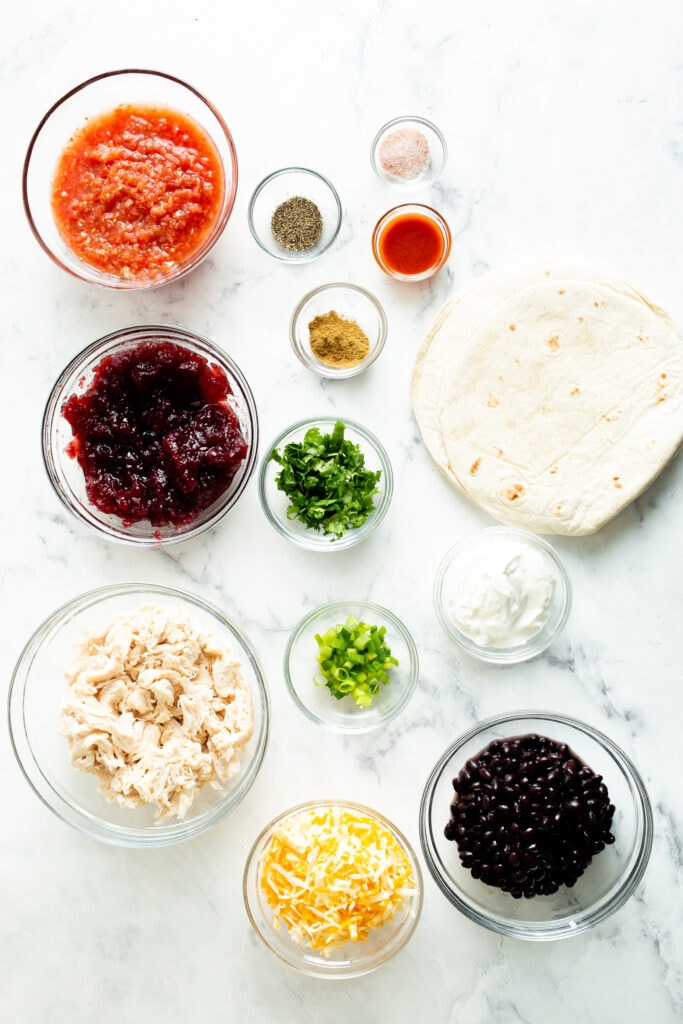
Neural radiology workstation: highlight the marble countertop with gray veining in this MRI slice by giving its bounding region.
[2,2,682,1021]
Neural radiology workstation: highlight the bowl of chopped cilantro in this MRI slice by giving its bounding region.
[258,417,393,550]
[284,601,419,733]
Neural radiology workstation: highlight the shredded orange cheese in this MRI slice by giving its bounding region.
[259,805,416,953]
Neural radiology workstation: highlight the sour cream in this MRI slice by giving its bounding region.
[447,537,557,648]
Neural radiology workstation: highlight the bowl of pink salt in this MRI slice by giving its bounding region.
[370,115,447,188]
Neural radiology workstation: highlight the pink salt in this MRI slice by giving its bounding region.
[378,127,431,180]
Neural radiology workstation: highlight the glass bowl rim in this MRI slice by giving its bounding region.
[371,202,452,281]
[289,281,389,379]
[418,709,654,940]
[22,67,239,290]
[432,525,573,664]
[247,165,342,263]
[282,599,420,732]
[41,322,259,548]
[370,114,448,185]
[7,581,271,847]
[243,797,424,977]
[257,415,394,551]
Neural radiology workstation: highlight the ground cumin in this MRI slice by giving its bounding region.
[308,311,371,368]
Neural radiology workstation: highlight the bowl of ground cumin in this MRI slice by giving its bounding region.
[290,282,388,378]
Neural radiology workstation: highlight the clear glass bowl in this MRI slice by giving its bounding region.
[243,799,423,977]
[283,601,419,733]
[258,416,393,551]
[433,526,572,664]
[42,324,259,547]
[371,203,452,281]
[23,69,238,290]
[248,167,342,263]
[370,115,447,188]
[8,583,270,847]
[419,711,653,940]
[290,282,388,379]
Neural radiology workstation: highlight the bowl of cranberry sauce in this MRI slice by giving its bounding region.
[42,325,259,546]
[23,69,238,290]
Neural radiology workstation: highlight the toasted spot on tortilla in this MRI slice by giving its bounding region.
[486,394,500,407]
[508,324,517,331]
[548,335,560,350]
[470,458,481,475]
[502,483,525,503]
[613,476,623,489]
[570,386,581,396]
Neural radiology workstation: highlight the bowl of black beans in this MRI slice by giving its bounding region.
[419,711,653,940]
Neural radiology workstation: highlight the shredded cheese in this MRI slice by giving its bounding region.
[259,805,416,953]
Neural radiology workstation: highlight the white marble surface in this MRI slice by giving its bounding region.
[2,1,682,1021]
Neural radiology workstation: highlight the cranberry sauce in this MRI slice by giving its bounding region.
[444,733,615,898]
[62,340,248,528]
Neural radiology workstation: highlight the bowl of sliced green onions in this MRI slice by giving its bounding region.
[283,601,419,733]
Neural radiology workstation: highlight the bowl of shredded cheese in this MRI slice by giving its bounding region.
[243,800,423,977]
[8,583,270,846]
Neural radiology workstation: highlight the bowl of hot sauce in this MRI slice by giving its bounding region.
[371,203,451,281]
[23,69,238,290]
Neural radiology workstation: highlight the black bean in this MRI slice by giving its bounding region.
[445,732,617,898]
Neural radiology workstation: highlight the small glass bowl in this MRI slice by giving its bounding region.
[433,526,572,664]
[243,800,423,977]
[23,69,238,290]
[290,282,388,379]
[371,115,447,188]
[8,583,270,847]
[248,167,342,263]
[258,416,393,552]
[371,203,452,281]
[42,324,259,547]
[419,711,653,940]
[283,601,419,733]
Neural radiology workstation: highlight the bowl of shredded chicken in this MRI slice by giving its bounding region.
[8,584,269,846]
[243,801,423,978]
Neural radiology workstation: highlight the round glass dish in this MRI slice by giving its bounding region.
[370,115,447,188]
[42,323,259,547]
[371,203,451,281]
[283,601,419,733]
[258,416,393,551]
[23,68,238,290]
[433,526,572,664]
[248,167,342,263]
[243,800,423,978]
[8,583,270,847]
[290,282,388,379]
[419,710,653,941]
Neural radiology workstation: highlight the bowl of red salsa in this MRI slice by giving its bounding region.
[42,325,259,546]
[23,69,238,289]
[371,203,451,282]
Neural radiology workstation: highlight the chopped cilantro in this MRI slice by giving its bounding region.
[268,421,381,538]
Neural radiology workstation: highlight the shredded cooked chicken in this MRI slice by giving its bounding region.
[60,604,254,819]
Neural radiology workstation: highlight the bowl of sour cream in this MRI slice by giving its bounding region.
[433,527,572,664]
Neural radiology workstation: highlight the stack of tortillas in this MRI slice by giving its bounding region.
[411,263,683,535]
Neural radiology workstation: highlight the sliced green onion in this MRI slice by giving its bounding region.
[313,615,399,708]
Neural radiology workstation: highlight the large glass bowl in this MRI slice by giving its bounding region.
[8,584,270,847]
[258,416,393,552]
[419,711,653,940]
[23,68,238,289]
[243,800,423,978]
[42,324,259,547]
[283,600,419,733]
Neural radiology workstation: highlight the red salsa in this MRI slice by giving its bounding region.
[377,211,446,276]
[62,341,248,528]
[51,105,225,281]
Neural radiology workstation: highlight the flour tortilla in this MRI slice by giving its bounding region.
[411,265,683,535]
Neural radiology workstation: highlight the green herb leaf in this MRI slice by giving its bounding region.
[269,421,381,538]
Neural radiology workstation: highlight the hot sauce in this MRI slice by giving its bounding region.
[51,105,225,282]
[372,204,451,279]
